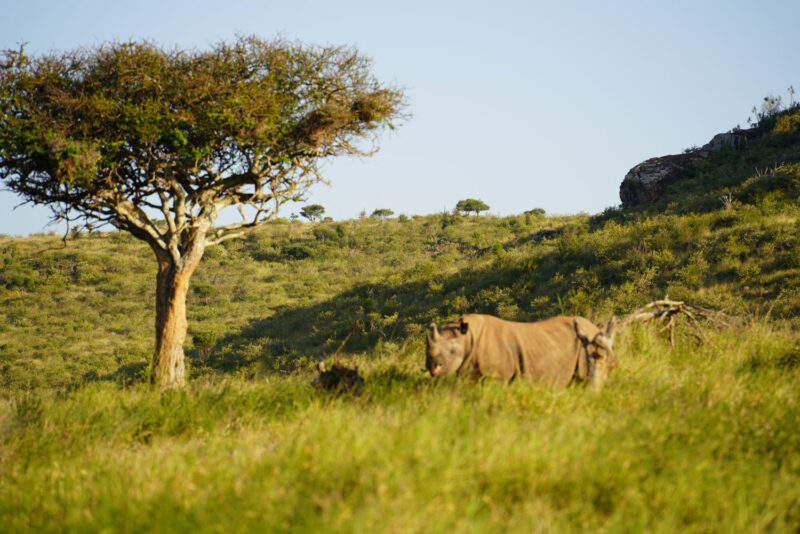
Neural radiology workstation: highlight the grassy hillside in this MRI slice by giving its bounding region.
[1,108,800,531]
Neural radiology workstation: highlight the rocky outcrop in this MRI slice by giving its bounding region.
[703,129,759,152]
[619,152,706,206]
[619,127,760,207]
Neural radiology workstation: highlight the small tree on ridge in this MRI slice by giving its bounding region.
[455,198,490,216]
[300,204,325,222]
[370,208,393,219]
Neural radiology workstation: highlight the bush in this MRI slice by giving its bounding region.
[774,109,800,135]
[524,208,546,217]
[1,266,39,290]
[440,212,461,229]
[191,329,217,361]
[282,245,314,260]
[312,227,338,242]
[193,284,218,304]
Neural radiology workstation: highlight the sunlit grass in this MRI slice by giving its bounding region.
[1,322,798,532]
[2,128,800,530]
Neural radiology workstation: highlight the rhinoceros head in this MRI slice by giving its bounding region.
[574,317,618,391]
[426,319,469,377]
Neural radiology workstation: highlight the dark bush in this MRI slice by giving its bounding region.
[282,245,314,260]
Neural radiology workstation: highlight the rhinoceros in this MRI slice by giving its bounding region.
[425,314,617,389]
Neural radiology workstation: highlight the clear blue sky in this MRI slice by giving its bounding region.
[1,0,798,236]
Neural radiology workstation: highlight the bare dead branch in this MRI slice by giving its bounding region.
[332,332,353,362]
[613,296,735,348]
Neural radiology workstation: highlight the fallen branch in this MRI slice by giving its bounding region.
[613,297,734,349]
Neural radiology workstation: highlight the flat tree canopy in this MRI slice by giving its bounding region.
[300,204,326,222]
[370,208,393,219]
[455,198,489,216]
[0,36,405,388]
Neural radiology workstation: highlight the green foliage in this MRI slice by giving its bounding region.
[282,244,314,260]
[300,204,326,222]
[524,207,546,217]
[312,226,338,242]
[370,208,394,219]
[491,242,507,262]
[193,283,218,304]
[0,38,404,228]
[749,94,785,131]
[439,211,461,229]
[455,198,490,216]
[774,108,800,135]
[191,329,217,362]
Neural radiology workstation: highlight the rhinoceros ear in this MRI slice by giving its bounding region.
[573,318,590,344]
[428,322,440,342]
[459,318,469,335]
[604,316,617,340]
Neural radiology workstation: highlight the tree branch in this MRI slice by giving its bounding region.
[613,297,735,349]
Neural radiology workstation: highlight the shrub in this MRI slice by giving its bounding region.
[193,284,218,304]
[282,245,314,260]
[524,208,546,217]
[312,227,338,242]
[1,265,39,290]
[191,329,217,361]
[774,109,800,135]
[440,211,461,229]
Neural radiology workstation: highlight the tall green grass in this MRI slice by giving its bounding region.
[1,323,798,532]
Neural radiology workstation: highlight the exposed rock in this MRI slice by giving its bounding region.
[619,127,760,207]
[619,152,707,206]
[703,129,759,152]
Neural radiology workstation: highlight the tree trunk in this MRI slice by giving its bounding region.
[151,250,203,389]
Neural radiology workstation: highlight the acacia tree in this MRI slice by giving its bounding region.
[455,198,489,216]
[300,204,325,222]
[0,37,404,388]
[370,208,393,219]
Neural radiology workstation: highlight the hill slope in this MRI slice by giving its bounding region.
[1,107,800,532]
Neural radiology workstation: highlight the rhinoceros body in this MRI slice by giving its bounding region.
[425,314,616,389]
